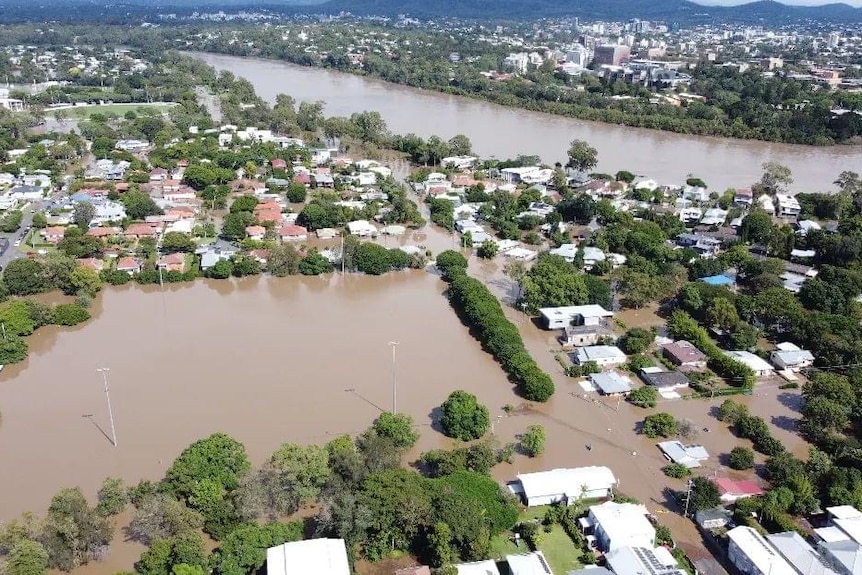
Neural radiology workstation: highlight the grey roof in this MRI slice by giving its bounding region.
[605,546,686,575]
[767,532,838,575]
[820,540,862,575]
[695,507,731,526]
[640,370,689,388]
[657,440,709,468]
[567,568,613,575]
[590,372,632,394]
[692,558,729,575]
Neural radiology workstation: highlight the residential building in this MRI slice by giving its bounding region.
[715,477,764,503]
[727,526,796,575]
[40,226,66,244]
[605,546,686,575]
[506,552,554,575]
[695,507,732,531]
[266,539,350,575]
[116,257,142,275]
[701,208,729,226]
[157,253,186,273]
[766,531,838,575]
[568,568,613,575]
[815,506,862,547]
[245,225,266,241]
[589,371,633,395]
[677,233,722,257]
[639,367,690,389]
[538,305,613,330]
[770,342,815,372]
[347,220,377,237]
[776,194,802,218]
[657,440,709,468]
[662,341,707,369]
[820,541,862,575]
[454,560,501,575]
[549,243,579,263]
[574,345,626,367]
[508,466,617,507]
[584,501,655,552]
[734,188,754,206]
[279,224,308,242]
[582,246,606,270]
[725,351,775,378]
[394,568,431,575]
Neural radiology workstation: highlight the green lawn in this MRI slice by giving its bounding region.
[46,103,177,119]
[491,506,585,575]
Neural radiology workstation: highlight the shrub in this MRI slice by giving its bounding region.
[642,412,678,438]
[51,303,91,326]
[628,385,658,408]
[662,463,692,478]
[440,390,490,441]
[521,425,546,457]
[729,446,755,470]
[618,327,653,354]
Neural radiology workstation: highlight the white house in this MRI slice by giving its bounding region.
[582,246,607,270]
[585,501,655,552]
[266,539,350,575]
[506,552,554,575]
[539,304,614,330]
[605,546,686,575]
[657,440,709,468]
[590,371,633,395]
[776,194,802,218]
[454,560,501,575]
[508,466,617,507]
[727,527,796,575]
[726,350,775,378]
[575,345,627,367]
[770,342,814,372]
[700,208,729,226]
[549,243,579,262]
[347,220,377,237]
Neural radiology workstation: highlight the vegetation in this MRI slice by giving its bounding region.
[520,425,546,457]
[440,390,490,441]
[628,385,658,408]
[729,446,756,470]
[642,412,678,438]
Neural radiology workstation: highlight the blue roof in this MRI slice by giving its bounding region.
[699,274,734,286]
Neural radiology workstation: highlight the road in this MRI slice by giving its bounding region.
[0,202,41,269]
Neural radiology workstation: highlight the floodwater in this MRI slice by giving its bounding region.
[191,52,862,194]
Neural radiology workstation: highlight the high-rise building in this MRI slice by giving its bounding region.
[593,45,631,67]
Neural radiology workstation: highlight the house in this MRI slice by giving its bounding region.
[727,526,796,575]
[125,223,159,240]
[116,257,142,275]
[770,342,814,372]
[569,568,613,575]
[157,253,186,273]
[681,185,710,203]
[701,208,729,226]
[508,466,618,507]
[255,209,283,224]
[76,258,105,272]
[640,367,690,389]
[245,225,266,241]
[584,501,655,552]
[695,507,732,531]
[715,477,764,503]
[549,243,579,262]
[40,226,66,244]
[574,345,626,367]
[505,248,538,262]
[677,233,722,257]
[776,194,802,218]
[766,532,838,575]
[820,541,862,575]
[506,552,554,575]
[734,188,754,206]
[279,225,308,242]
[149,168,168,181]
[797,220,822,236]
[316,228,339,239]
[582,246,606,270]
[605,546,686,575]
[590,371,633,395]
[725,351,775,378]
[265,539,350,575]
[453,560,501,575]
[271,158,287,170]
[538,305,614,331]
[657,440,709,468]
[347,220,377,237]
[815,506,862,546]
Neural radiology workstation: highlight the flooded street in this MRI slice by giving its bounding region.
[191,52,861,194]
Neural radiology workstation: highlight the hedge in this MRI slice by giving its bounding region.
[438,251,554,402]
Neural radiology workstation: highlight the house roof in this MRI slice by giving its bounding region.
[116,257,140,270]
[590,371,633,394]
[158,253,185,265]
[605,546,685,575]
[280,224,308,236]
[514,467,617,500]
[725,351,774,373]
[715,477,763,497]
[766,532,838,575]
[662,341,707,364]
[266,539,350,575]
[640,369,690,388]
[588,501,654,549]
[657,440,709,468]
[539,305,613,322]
[576,345,626,363]
[820,540,862,574]
[454,559,501,575]
[394,567,431,575]
[726,527,796,575]
[506,551,553,575]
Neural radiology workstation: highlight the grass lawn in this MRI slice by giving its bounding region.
[491,506,585,575]
[46,103,177,119]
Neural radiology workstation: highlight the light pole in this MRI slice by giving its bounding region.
[389,341,399,414]
[96,368,117,447]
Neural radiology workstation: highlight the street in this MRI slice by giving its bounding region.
[0,202,41,269]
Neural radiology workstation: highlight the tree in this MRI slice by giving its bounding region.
[689,477,721,512]
[72,202,96,229]
[618,328,653,354]
[40,487,112,571]
[426,522,453,568]
[372,412,419,450]
[210,522,303,575]
[521,425,546,457]
[353,243,392,275]
[96,477,128,516]
[0,336,29,364]
[754,162,793,196]
[803,396,850,433]
[3,258,46,295]
[266,443,331,510]
[447,134,472,156]
[520,253,587,313]
[69,266,102,297]
[566,139,598,172]
[436,250,468,281]
[718,400,744,423]
[163,433,251,501]
[730,323,759,350]
[7,540,49,575]
[58,235,103,259]
[221,212,255,241]
[266,244,301,277]
[440,390,490,441]
[32,212,47,229]
[298,250,332,276]
[728,446,755,470]
[628,385,657,408]
[558,194,596,223]
[206,259,233,279]
[476,241,498,259]
[662,463,691,479]
[739,210,774,244]
[161,232,196,253]
[127,494,203,545]
[642,413,678,438]
[230,195,258,214]
[134,534,207,575]
[706,297,739,332]
[121,190,162,220]
[285,182,306,203]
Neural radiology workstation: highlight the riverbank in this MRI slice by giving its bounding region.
[189,52,862,193]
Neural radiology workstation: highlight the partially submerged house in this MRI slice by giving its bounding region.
[770,342,814,372]
[574,345,627,367]
[508,466,617,507]
[539,304,613,330]
[657,440,709,468]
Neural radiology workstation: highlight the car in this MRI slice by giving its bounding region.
[13,240,21,247]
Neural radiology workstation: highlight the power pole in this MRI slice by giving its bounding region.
[389,341,399,414]
[96,368,117,447]
[683,479,693,518]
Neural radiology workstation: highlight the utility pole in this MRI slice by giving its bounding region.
[96,368,117,447]
[683,479,693,518]
[389,341,399,414]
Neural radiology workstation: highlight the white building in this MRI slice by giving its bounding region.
[727,526,797,575]
[657,440,709,468]
[266,539,350,575]
[589,371,633,395]
[605,546,686,575]
[766,532,838,575]
[776,194,802,218]
[347,220,377,237]
[539,305,613,330]
[454,559,501,575]
[508,466,617,507]
[770,342,815,372]
[725,350,775,378]
[575,345,627,367]
[585,501,655,552]
[506,552,553,575]
[549,243,579,263]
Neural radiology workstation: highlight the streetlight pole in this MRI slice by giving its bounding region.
[389,341,399,414]
[96,368,117,447]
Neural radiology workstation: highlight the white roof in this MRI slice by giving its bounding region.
[725,350,774,372]
[583,246,606,262]
[506,551,553,575]
[347,220,376,233]
[834,515,862,545]
[828,506,862,520]
[539,305,613,321]
[266,539,350,575]
[549,243,578,259]
[726,527,796,575]
[589,501,655,550]
[516,467,617,499]
[496,239,520,252]
[577,345,626,363]
[766,532,838,575]
[815,526,851,543]
[791,249,816,258]
[657,440,709,468]
[455,559,501,575]
[590,371,633,394]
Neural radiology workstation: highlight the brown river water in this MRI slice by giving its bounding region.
[191,52,861,194]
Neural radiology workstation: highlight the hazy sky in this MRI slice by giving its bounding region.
[695,0,862,5]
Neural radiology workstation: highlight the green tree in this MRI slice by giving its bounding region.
[221,212,256,241]
[266,244,301,277]
[163,433,251,501]
[127,494,203,545]
[440,390,490,441]
[72,202,96,229]
[372,412,419,450]
[447,134,472,156]
[263,443,331,512]
[618,327,653,354]
[754,162,793,196]
[476,241,498,259]
[51,304,90,326]
[689,477,721,512]
[520,253,587,313]
[96,477,128,516]
[662,463,691,479]
[32,212,47,229]
[230,195,258,214]
[728,446,755,470]
[206,259,233,280]
[642,413,678,438]
[58,235,104,259]
[7,539,49,575]
[426,522,453,568]
[210,522,303,575]
[3,258,47,295]
[40,487,112,571]
[521,425,546,457]
[121,190,162,220]
[566,139,598,172]
[69,266,102,297]
[161,232,196,253]
[0,337,29,364]
[297,250,332,276]
[706,297,739,332]
[435,250,468,281]
[739,210,774,244]
[285,182,306,203]
[353,243,392,275]
[134,534,207,575]
[628,385,658,408]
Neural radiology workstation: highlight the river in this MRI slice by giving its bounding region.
[192,52,861,194]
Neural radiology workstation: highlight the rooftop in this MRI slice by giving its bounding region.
[266,539,350,575]
[766,531,837,575]
[657,440,709,468]
[727,527,796,575]
[513,467,617,500]
[590,371,633,394]
[506,551,553,575]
